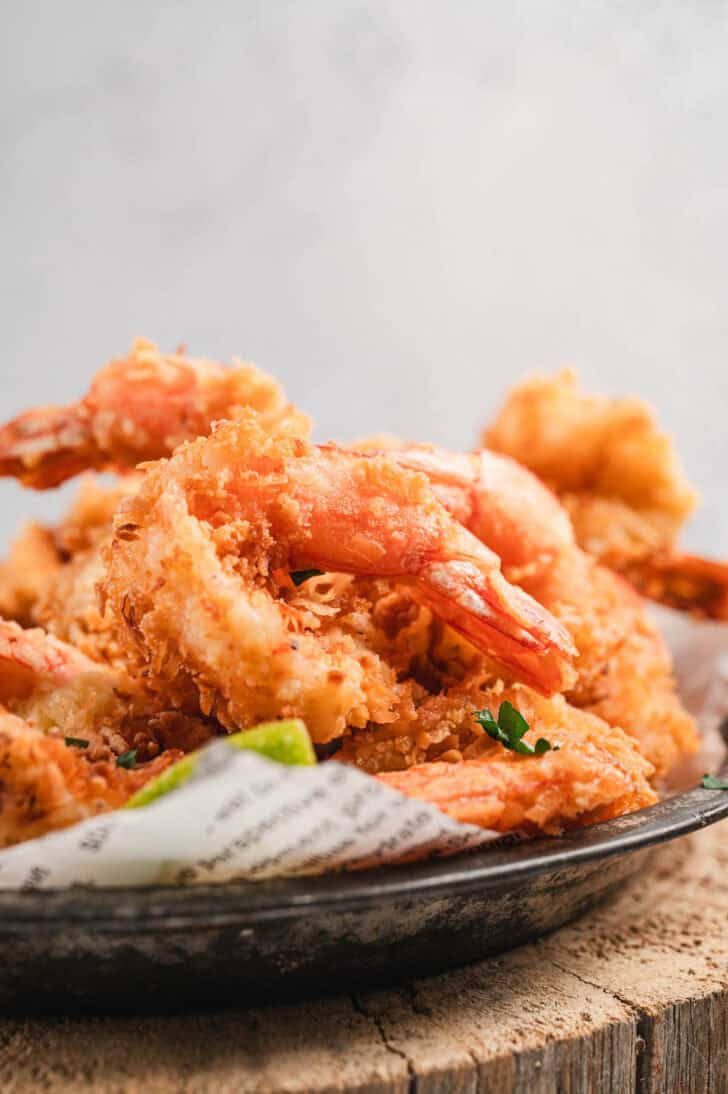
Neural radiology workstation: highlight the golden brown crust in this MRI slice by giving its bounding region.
[0,711,181,848]
[0,522,62,627]
[484,369,728,619]
[376,687,657,833]
[483,368,697,524]
[519,551,699,778]
[0,338,310,489]
[374,441,699,780]
[0,360,705,853]
[100,415,575,744]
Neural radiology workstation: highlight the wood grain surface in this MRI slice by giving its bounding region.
[1,821,726,1093]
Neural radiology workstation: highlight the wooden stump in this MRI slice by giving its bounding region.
[1,821,727,1093]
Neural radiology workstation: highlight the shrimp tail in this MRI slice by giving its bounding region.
[0,406,94,489]
[621,552,728,619]
[419,560,577,694]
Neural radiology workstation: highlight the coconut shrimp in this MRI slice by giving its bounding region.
[0,337,310,489]
[100,413,576,745]
[30,475,142,661]
[0,711,180,848]
[367,444,572,584]
[371,443,699,778]
[0,618,144,759]
[0,618,98,702]
[483,369,728,618]
[376,685,656,833]
[0,619,216,761]
[0,475,140,661]
[0,521,62,626]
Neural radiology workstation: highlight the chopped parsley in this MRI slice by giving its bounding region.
[701,773,728,790]
[116,750,138,770]
[474,700,558,756]
[65,737,89,749]
[290,569,325,587]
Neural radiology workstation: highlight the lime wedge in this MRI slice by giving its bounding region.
[125,719,315,809]
[227,719,316,767]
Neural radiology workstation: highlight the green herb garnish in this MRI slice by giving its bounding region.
[474,700,558,756]
[290,569,325,587]
[701,773,728,790]
[65,737,89,749]
[116,750,138,770]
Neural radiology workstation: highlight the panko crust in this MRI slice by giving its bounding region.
[0,338,311,489]
[0,522,62,627]
[0,711,181,848]
[0,358,707,854]
[483,368,697,530]
[520,550,699,778]
[376,686,657,834]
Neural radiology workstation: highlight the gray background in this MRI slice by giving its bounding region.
[2,2,726,550]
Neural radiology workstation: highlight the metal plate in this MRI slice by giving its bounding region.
[1,749,727,1015]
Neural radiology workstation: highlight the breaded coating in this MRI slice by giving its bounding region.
[372,443,699,779]
[0,522,62,627]
[0,619,216,763]
[0,338,310,489]
[376,686,657,833]
[0,475,139,659]
[484,369,728,618]
[521,550,699,779]
[0,355,708,854]
[483,368,696,526]
[101,414,575,745]
[0,711,180,848]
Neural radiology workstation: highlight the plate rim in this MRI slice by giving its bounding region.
[1,764,727,932]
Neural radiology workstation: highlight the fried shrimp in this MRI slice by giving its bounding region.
[32,475,143,660]
[0,475,140,659]
[482,369,697,528]
[0,521,63,626]
[522,551,698,778]
[372,444,572,583]
[377,443,698,778]
[101,414,576,745]
[580,531,728,624]
[0,618,145,758]
[0,619,216,761]
[483,369,728,618]
[0,337,310,489]
[0,711,180,847]
[0,618,97,701]
[0,343,713,856]
[376,686,656,833]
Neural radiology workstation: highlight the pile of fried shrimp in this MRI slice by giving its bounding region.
[0,338,726,852]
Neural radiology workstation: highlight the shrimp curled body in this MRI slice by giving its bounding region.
[101,416,576,744]
[379,444,699,778]
[484,369,728,619]
[0,339,310,489]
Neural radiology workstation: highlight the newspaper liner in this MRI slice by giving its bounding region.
[0,608,725,890]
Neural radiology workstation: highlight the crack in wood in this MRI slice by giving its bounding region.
[548,957,647,1093]
[548,957,642,1015]
[351,993,417,1093]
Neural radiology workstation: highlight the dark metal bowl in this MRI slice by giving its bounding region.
[1,760,727,1014]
